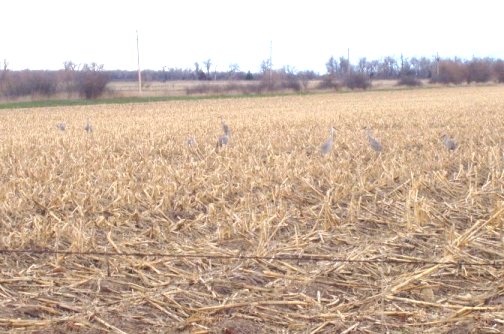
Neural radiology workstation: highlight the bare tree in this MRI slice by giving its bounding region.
[229,63,240,73]
[338,57,349,76]
[326,56,338,77]
[228,63,240,80]
[64,61,78,71]
[194,62,205,80]
[366,60,379,78]
[62,60,79,97]
[357,57,367,74]
[260,59,272,75]
[380,56,399,79]
[76,63,110,99]
[410,57,433,78]
[494,60,504,83]
[298,70,316,91]
[203,59,212,80]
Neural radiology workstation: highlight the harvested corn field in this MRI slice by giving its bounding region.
[0,86,503,333]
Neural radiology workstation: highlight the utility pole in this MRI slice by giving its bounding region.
[136,30,142,93]
[435,52,440,77]
[347,48,350,74]
[269,40,273,85]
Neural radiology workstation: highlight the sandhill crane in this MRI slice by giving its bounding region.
[84,119,93,133]
[320,127,336,155]
[187,136,197,147]
[56,122,66,131]
[441,134,457,151]
[216,133,229,150]
[216,117,230,151]
[364,127,382,152]
[221,116,231,136]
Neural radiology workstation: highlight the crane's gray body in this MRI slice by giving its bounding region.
[320,127,336,155]
[441,134,457,151]
[217,134,229,148]
[221,117,231,136]
[84,119,93,133]
[216,117,230,150]
[365,128,382,152]
[187,136,196,147]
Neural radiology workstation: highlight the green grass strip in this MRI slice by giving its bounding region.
[0,92,308,110]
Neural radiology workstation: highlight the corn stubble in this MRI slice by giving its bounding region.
[0,87,503,333]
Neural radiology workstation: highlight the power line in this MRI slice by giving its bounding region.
[136,30,142,94]
[0,248,501,267]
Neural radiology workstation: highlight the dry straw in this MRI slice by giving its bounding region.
[0,86,503,333]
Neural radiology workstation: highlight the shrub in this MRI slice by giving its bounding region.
[75,63,110,99]
[432,61,467,84]
[256,70,304,93]
[280,77,302,92]
[466,59,492,83]
[185,84,222,95]
[344,72,371,90]
[317,77,341,90]
[185,82,266,96]
[493,60,504,83]
[31,71,59,95]
[397,75,423,87]
[1,71,58,97]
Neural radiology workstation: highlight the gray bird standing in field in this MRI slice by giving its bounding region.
[216,133,229,149]
[84,119,93,133]
[441,134,457,151]
[56,122,66,131]
[216,116,230,150]
[364,127,382,152]
[320,127,336,155]
[187,136,197,147]
[220,116,231,136]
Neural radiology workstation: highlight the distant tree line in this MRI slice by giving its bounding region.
[106,56,504,84]
[1,55,504,99]
[322,55,504,88]
[0,60,110,99]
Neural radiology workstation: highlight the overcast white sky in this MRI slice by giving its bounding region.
[1,1,502,73]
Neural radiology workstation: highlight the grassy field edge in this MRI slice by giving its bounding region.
[1,82,501,110]
[0,91,309,110]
